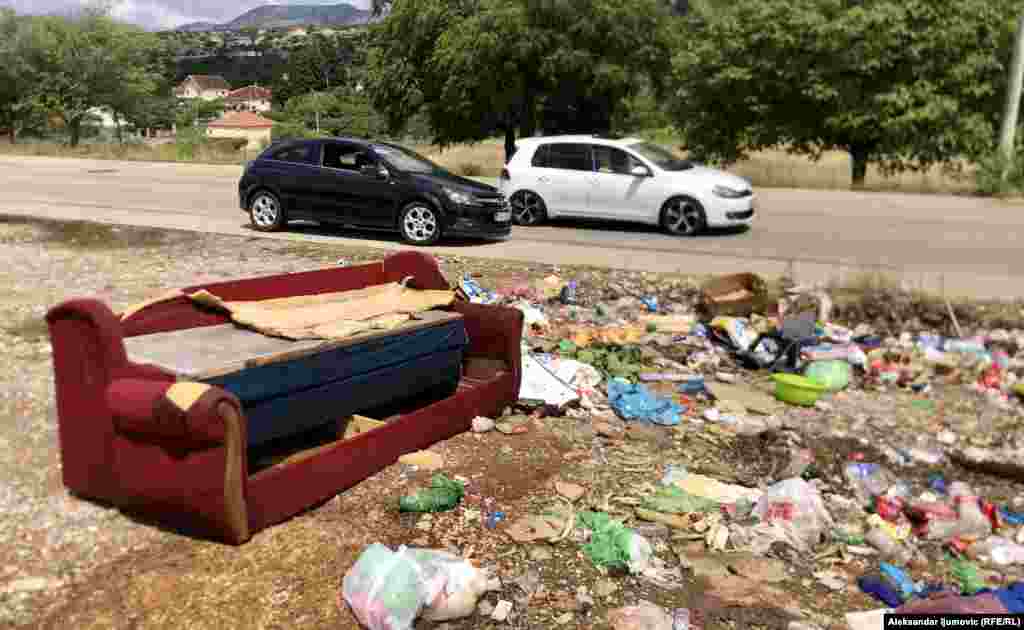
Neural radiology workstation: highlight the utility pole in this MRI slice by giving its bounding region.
[999,13,1024,179]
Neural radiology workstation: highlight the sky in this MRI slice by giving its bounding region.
[0,0,371,30]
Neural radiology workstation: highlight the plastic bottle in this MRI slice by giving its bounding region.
[559,281,578,305]
[844,463,899,507]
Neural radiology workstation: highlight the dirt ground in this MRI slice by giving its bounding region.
[2,216,1024,630]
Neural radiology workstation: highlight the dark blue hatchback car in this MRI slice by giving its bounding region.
[238,137,511,245]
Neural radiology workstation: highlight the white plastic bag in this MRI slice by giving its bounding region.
[752,478,834,552]
[342,544,498,629]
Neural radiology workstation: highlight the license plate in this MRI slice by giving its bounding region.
[494,211,511,222]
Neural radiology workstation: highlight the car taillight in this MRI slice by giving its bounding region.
[500,168,510,181]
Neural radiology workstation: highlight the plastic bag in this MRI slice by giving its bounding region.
[399,475,464,513]
[752,478,834,551]
[607,600,674,630]
[342,544,448,630]
[577,511,652,574]
[843,463,900,507]
[342,545,496,630]
[709,316,758,351]
[607,378,685,426]
[642,486,719,514]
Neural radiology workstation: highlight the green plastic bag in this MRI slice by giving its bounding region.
[399,474,464,513]
[804,360,851,392]
[577,511,651,571]
[950,558,985,595]
[641,486,719,514]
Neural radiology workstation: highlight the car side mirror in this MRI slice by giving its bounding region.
[361,163,387,179]
[631,165,651,177]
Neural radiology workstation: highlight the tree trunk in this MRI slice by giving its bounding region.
[68,119,82,147]
[850,144,870,188]
[520,89,537,139]
[503,125,516,164]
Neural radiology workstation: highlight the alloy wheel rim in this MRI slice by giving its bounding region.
[511,191,541,225]
[252,195,278,227]
[664,199,702,235]
[403,206,437,242]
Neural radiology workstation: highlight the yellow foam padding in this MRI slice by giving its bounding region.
[119,290,186,320]
[165,382,212,412]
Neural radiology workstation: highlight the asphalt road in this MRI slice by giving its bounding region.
[2,154,1022,300]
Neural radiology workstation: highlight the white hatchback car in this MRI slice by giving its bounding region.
[499,135,755,235]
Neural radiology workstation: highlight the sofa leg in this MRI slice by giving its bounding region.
[219,401,250,543]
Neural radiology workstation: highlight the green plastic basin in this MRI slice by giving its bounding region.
[773,373,827,406]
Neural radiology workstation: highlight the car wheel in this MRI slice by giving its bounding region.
[510,190,548,226]
[249,190,285,232]
[660,196,706,236]
[398,202,441,245]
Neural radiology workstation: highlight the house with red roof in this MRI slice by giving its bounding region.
[206,111,275,150]
[226,85,273,113]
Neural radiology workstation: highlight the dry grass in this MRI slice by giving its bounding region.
[0,140,254,165]
[0,136,979,193]
[413,138,977,194]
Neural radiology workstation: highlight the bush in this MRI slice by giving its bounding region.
[206,137,249,152]
[975,150,1024,196]
[457,162,483,176]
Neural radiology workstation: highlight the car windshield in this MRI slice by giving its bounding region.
[628,142,693,171]
[372,143,446,174]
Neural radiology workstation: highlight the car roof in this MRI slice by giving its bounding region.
[516,134,644,147]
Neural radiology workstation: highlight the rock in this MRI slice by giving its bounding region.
[676,550,731,579]
[727,555,789,583]
[704,574,789,608]
[632,521,671,540]
[505,516,560,543]
[5,577,61,594]
[398,450,444,470]
[552,590,578,611]
[528,546,553,561]
[555,481,586,502]
[813,570,847,591]
[472,416,495,432]
[491,600,513,622]
[575,586,595,610]
[594,421,625,439]
[477,600,495,617]
[594,578,619,598]
[716,371,737,383]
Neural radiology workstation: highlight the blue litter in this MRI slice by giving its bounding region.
[678,377,706,395]
[607,378,686,426]
[994,582,1024,613]
[858,573,904,607]
[1000,507,1024,526]
[929,474,948,495]
[460,274,498,304]
[640,296,659,312]
[880,562,919,601]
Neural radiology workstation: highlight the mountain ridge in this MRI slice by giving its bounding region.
[174,3,372,32]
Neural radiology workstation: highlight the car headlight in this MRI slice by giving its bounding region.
[443,187,474,205]
[713,184,747,198]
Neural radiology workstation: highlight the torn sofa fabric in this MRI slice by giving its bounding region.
[186,279,456,340]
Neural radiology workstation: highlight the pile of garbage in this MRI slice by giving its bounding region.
[337,271,1024,629]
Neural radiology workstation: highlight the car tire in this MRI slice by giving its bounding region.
[509,190,548,226]
[398,201,442,245]
[660,195,706,237]
[249,190,286,232]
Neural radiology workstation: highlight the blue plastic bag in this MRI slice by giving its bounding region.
[607,378,685,426]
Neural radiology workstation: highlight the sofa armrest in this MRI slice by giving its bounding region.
[451,301,523,384]
[380,251,450,290]
[107,379,243,450]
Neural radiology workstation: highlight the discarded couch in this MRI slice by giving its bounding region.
[46,251,522,544]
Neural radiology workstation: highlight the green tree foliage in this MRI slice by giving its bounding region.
[270,33,359,107]
[271,88,386,139]
[670,0,1010,187]
[27,7,165,146]
[367,0,676,161]
[0,10,47,142]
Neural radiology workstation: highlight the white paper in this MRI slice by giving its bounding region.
[518,351,580,406]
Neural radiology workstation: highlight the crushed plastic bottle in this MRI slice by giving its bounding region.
[950,558,986,595]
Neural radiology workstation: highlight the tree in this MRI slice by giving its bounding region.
[367,0,676,161]
[670,0,1009,187]
[32,8,164,146]
[0,10,46,143]
[270,33,358,107]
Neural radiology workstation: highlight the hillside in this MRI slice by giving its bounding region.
[174,3,371,32]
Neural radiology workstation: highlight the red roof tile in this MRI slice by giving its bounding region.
[207,111,275,129]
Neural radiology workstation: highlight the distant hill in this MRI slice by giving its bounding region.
[174,3,372,32]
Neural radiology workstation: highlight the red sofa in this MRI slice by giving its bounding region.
[46,251,523,544]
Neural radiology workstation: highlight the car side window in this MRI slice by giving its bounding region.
[530,144,549,167]
[322,142,370,172]
[593,146,637,175]
[269,143,314,164]
[539,143,592,171]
